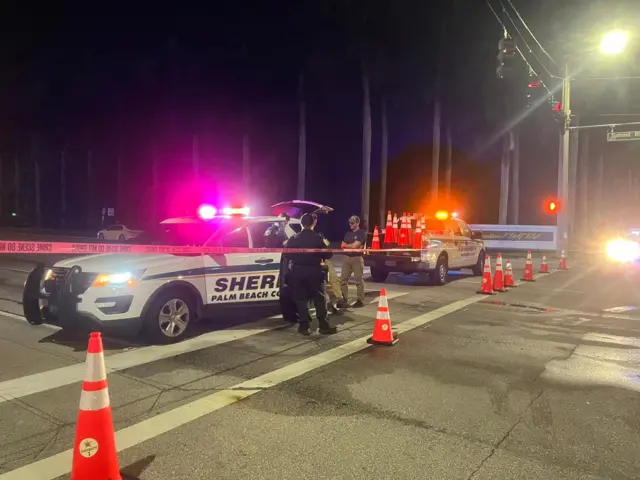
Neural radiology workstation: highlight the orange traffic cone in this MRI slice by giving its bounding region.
[493,254,507,292]
[522,250,535,282]
[407,214,413,241]
[477,254,496,295]
[392,213,399,244]
[398,213,407,246]
[504,259,517,288]
[413,221,422,249]
[384,211,394,244]
[559,250,568,270]
[72,332,134,480]
[367,288,398,346]
[539,255,549,273]
[371,226,381,250]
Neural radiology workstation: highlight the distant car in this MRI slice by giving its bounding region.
[97,224,143,242]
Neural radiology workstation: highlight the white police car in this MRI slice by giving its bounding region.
[23,201,332,343]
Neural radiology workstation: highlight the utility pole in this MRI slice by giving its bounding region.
[379,96,388,226]
[297,73,306,199]
[557,63,571,256]
[511,129,520,224]
[86,150,93,228]
[361,67,372,229]
[431,99,441,202]
[192,134,200,180]
[31,136,41,227]
[60,145,67,227]
[444,125,452,199]
[498,130,511,224]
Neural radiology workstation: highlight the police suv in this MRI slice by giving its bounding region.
[365,211,485,285]
[22,201,332,344]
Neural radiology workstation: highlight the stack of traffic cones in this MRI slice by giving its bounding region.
[367,288,398,346]
[493,253,507,292]
[72,332,135,480]
[504,259,517,288]
[539,255,549,273]
[392,213,399,243]
[384,211,395,244]
[413,221,422,249]
[371,226,381,250]
[398,213,407,246]
[477,254,496,295]
[522,250,535,282]
[559,250,568,270]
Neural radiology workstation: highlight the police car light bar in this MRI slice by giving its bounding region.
[197,204,217,220]
[221,207,250,216]
[435,210,449,220]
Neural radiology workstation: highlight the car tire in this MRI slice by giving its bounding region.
[471,251,485,276]
[431,255,448,286]
[98,233,104,240]
[118,234,125,242]
[370,267,389,283]
[142,288,195,344]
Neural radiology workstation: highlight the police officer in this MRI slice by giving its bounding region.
[285,213,337,336]
[339,215,367,308]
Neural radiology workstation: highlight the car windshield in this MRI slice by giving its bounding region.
[133,220,225,246]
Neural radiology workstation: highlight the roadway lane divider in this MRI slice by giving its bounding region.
[0,239,424,255]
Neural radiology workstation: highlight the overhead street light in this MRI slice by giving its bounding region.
[600,30,629,55]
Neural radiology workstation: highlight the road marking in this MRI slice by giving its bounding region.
[369,291,409,304]
[0,271,557,480]
[0,316,285,404]
[0,309,63,331]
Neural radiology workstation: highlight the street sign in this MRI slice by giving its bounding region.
[107,208,115,217]
[607,131,640,142]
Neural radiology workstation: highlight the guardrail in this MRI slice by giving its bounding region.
[469,224,557,251]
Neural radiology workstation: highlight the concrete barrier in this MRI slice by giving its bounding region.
[469,224,557,252]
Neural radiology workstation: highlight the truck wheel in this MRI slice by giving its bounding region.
[142,288,194,344]
[370,267,389,283]
[471,251,485,276]
[431,255,448,286]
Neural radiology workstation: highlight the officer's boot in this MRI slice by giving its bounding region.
[318,319,337,335]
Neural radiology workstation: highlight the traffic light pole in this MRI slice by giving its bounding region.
[557,63,571,257]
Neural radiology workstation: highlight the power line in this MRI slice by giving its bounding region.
[505,0,561,69]
[500,1,560,78]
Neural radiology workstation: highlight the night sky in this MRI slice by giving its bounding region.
[0,1,638,237]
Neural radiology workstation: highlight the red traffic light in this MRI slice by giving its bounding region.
[546,200,560,213]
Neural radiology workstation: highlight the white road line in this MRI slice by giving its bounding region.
[0,317,284,404]
[369,291,409,304]
[0,309,62,331]
[0,271,556,480]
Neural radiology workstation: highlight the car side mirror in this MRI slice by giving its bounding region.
[471,231,483,240]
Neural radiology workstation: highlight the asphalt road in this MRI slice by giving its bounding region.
[0,246,638,479]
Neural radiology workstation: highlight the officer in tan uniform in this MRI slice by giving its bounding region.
[339,215,366,308]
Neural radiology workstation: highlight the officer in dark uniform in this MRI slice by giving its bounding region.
[285,213,337,336]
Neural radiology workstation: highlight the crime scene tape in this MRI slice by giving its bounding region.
[0,240,423,255]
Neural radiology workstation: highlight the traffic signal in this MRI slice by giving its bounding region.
[526,77,542,108]
[546,200,560,213]
[496,37,517,79]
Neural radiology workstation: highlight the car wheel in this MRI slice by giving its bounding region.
[431,255,448,286]
[118,234,125,241]
[370,267,389,282]
[98,233,104,240]
[471,251,485,276]
[143,288,194,344]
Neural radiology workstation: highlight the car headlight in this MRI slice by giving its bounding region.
[91,270,144,288]
[606,239,640,263]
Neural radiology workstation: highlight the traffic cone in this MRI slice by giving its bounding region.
[522,250,535,281]
[392,213,399,244]
[539,255,549,273]
[559,250,568,270]
[72,332,135,480]
[398,213,406,246]
[413,221,422,249]
[504,259,517,288]
[407,214,413,241]
[367,288,398,346]
[384,211,395,244]
[371,226,381,250]
[477,254,496,295]
[493,254,507,292]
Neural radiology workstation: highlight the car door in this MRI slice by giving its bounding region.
[456,220,479,267]
[443,219,464,268]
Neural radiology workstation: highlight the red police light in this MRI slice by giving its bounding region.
[552,102,562,112]
[528,80,542,88]
[546,200,560,213]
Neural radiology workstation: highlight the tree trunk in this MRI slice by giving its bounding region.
[14,153,20,214]
[379,96,389,227]
[431,99,441,202]
[578,131,589,234]
[31,136,41,227]
[444,124,452,200]
[116,153,123,219]
[361,67,372,229]
[152,143,159,223]
[297,73,307,199]
[60,146,67,227]
[498,131,510,225]
[192,134,200,180]
[511,129,520,224]
[86,150,93,228]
